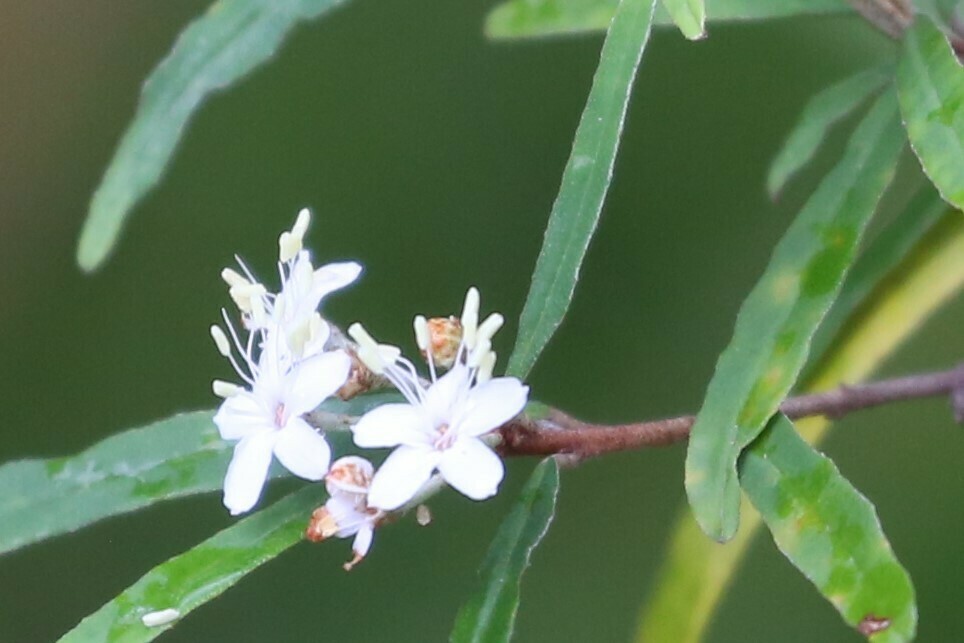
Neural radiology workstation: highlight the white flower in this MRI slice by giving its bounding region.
[349,288,528,511]
[305,456,380,571]
[213,331,351,515]
[221,208,361,362]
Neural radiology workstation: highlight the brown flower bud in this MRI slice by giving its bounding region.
[305,506,340,543]
[424,316,463,369]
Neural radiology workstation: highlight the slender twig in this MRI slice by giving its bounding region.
[495,363,964,459]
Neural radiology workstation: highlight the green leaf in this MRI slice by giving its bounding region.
[485,0,850,40]
[897,16,964,211]
[808,184,947,367]
[77,0,348,272]
[58,485,324,643]
[507,0,657,379]
[638,209,964,643]
[0,394,389,556]
[450,458,560,643]
[767,67,890,199]
[740,415,916,641]
[684,89,904,542]
[661,0,706,39]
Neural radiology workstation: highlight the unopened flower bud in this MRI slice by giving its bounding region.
[424,316,462,369]
[326,456,374,496]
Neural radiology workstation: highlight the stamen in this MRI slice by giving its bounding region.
[476,313,504,345]
[349,323,386,374]
[279,208,311,262]
[221,267,248,289]
[212,380,241,398]
[461,286,480,349]
[413,315,430,351]
[210,325,232,357]
[477,350,496,384]
[468,338,492,368]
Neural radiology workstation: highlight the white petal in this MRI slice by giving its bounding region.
[213,392,272,441]
[311,261,363,302]
[455,377,529,438]
[438,438,504,501]
[223,431,277,515]
[423,365,470,423]
[274,417,331,480]
[352,404,432,448]
[367,446,442,511]
[285,350,352,416]
[325,495,364,537]
[352,524,374,557]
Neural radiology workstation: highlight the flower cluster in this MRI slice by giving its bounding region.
[211,212,528,568]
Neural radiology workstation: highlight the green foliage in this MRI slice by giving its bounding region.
[740,415,916,641]
[450,459,560,643]
[484,0,850,40]
[507,0,657,379]
[661,0,706,39]
[684,90,904,542]
[640,207,964,642]
[897,16,964,212]
[76,0,349,272]
[0,395,389,557]
[58,485,325,643]
[767,67,890,199]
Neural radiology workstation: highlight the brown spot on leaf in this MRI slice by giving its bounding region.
[857,614,891,636]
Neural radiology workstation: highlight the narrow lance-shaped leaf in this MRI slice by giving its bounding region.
[58,485,325,643]
[661,0,706,39]
[684,89,904,542]
[767,66,890,199]
[507,0,657,379]
[897,16,964,211]
[485,0,850,40]
[0,394,391,556]
[77,0,349,272]
[740,415,916,642]
[638,208,964,643]
[450,458,560,643]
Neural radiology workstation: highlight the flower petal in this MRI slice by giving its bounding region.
[352,404,432,448]
[274,417,331,480]
[285,350,352,415]
[352,524,374,557]
[311,261,363,302]
[438,438,504,501]
[223,430,277,515]
[213,392,271,441]
[423,364,470,423]
[455,377,529,437]
[368,446,441,511]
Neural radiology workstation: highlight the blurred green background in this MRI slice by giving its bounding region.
[1,1,963,641]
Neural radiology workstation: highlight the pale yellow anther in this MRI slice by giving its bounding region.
[413,315,430,351]
[477,350,496,384]
[249,293,267,327]
[212,380,241,398]
[378,344,402,364]
[210,325,232,357]
[280,209,311,262]
[292,208,311,238]
[468,338,492,368]
[349,323,386,373]
[461,287,480,349]
[220,268,248,289]
[476,313,504,345]
[229,282,266,314]
[278,231,300,263]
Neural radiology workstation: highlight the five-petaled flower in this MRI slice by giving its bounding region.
[348,288,529,511]
[210,211,358,515]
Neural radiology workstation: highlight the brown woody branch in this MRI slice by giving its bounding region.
[495,363,964,460]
